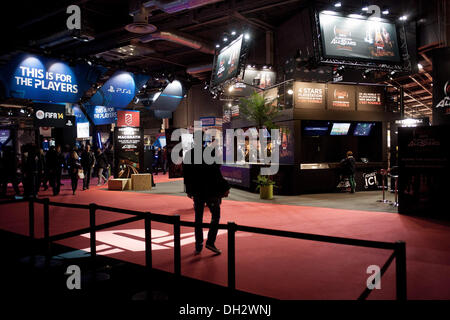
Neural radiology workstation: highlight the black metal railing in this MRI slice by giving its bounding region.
[0,198,407,300]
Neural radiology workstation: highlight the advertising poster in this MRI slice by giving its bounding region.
[227,68,276,97]
[220,165,251,188]
[114,127,144,178]
[356,86,385,111]
[89,72,149,108]
[327,84,356,110]
[398,125,450,217]
[319,13,400,62]
[293,82,326,109]
[0,53,105,103]
[231,104,240,118]
[86,105,117,125]
[432,47,450,125]
[117,110,140,127]
[34,103,68,127]
[77,122,90,139]
[212,35,243,86]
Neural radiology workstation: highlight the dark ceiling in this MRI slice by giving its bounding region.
[0,0,443,118]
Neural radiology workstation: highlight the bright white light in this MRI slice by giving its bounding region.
[369,17,383,22]
[399,15,407,21]
[334,2,341,7]
[418,63,423,70]
[231,31,236,35]
[362,7,368,11]
[215,44,220,48]
[228,103,232,107]
[228,86,234,92]
[244,33,250,40]
[322,10,338,15]
[223,37,228,42]
[287,89,294,95]
[348,14,364,19]
[382,9,389,15]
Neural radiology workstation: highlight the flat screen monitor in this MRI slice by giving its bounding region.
[0,129,11,146]
[319,12,400,63]
[354,122,374,136]
[212,35,244,86]
[330,123,351,136]
[303,121,330,136]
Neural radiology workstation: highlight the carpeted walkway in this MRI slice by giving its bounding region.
[1,174,449,300]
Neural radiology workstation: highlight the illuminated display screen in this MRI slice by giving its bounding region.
[330,123,351,135]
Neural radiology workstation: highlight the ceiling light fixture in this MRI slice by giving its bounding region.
[334,2,342,7]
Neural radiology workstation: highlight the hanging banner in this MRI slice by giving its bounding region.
[0,53,104,103]
[432,47,450,125]
[89,71,149,108]
[86,105,117,125]
[150,80,184,111]
[34,103,67,127]
[117,110,140,127]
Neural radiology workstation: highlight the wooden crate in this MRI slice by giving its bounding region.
[131,174,152,191]
[108,178,132,191]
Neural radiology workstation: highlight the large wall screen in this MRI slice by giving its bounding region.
[212,35,243,86]
[319,13,400,63]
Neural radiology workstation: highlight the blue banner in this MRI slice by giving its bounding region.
[86,105,117,125]
[0,53,105,103]
[89,71,149,108]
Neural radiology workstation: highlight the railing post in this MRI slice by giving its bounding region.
[144,213,152,271]
[395,241,407,300]
[89,203,97,271]
[173,215,181,277]
[43,198,50,261]
[228,222,236,291]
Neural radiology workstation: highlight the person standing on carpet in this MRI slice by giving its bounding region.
[81,144,95,190]
[95,148,109,186]
[67,151,82,195]
[183,137,230,255]
[340,150,356,193]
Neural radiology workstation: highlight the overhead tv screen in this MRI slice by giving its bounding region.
[212,35,243,86]
[354,123,374,136]
[303,121,330,136]
[319,13,400,62]
[330,123,351,136]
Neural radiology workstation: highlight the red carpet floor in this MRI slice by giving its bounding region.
[1,175,449,300]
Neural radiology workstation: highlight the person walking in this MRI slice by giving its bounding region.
[40,148,49,191]
[340,150,356,193]
[81,144,95,190]
[162,146,168,175]
[0,146,21,197]
[183,139,230,255]
[67,151,82,195]
[96,148,109,186]
[46,145,65,195]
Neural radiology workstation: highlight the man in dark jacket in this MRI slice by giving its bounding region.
[96,149,109,186]
[340,150,356,193]
[81,144,96,190]
[0,146,21,197]
[183,140,230,255]
[46,145,65,195]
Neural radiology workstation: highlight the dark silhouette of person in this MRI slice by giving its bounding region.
[81,144,96,190]
[95,148,109,185]
[340,150,356,193]
[23,144,41,198]
[67,151,82,195]
[46,145,65,195]
[0,146,21,197]
[183,137,230,255]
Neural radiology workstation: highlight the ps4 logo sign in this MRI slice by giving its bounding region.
[107,85,132,95]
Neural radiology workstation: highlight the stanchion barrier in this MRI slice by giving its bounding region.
[0,198,407,300]
[391,175,399,207]
[377,169,390,203]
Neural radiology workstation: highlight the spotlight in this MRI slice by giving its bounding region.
[228,86,234,92]
[228,103,232,107]
[244,33,250,40]
[348,14,364,19]
[382,9,389,15]
[143,84,147,88]
[216,44,220,48]
[334,2,341,8]
[399,15,407,21]
[86,59,92,66]
[223,37,228,42]
[20,109,25,114]
[418,63,423,70]
[263,65,267,69]
[231,31,236,36]
[362,7,368,11]
[287,89,294,95]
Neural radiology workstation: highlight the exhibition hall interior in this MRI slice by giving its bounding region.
[0,0,449,308]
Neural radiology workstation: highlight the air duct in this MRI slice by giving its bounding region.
[137,0,223,14]
[139,31,215,54]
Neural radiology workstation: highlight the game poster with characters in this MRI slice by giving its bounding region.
[319,13,400,62]
[212,35,243,86]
